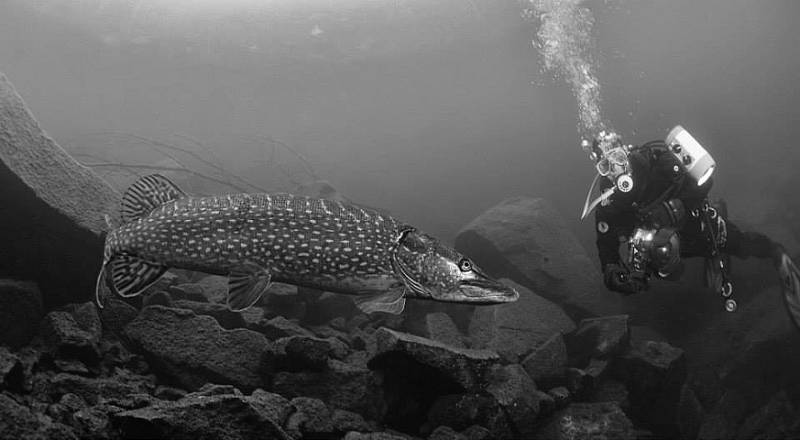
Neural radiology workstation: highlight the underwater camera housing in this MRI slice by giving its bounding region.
[665,125,716,186]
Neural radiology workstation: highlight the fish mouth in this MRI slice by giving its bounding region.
[457,278,519,304]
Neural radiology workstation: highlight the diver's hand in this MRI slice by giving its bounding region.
[603,263,648,295]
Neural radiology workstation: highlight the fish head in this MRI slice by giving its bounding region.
[392,228,519,304]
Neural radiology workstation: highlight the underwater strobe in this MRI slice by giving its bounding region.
[665,125,716,186]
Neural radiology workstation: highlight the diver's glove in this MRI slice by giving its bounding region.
[603,263,649,295]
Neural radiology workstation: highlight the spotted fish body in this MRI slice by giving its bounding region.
[98,174,518,313]
[106,192,405,295]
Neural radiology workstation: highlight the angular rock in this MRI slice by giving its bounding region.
[696,389,749,440]
[0,347,22,389]
[47,392,88,425]
[303,291,358,325]
[46,372,153,405]
[588,379,629,413]
[460,425,492,440]
[536,402,635,440]
[483,364,540,438]
[308,326,353,352]
[0,393,78,440]
[153,385,187,401]
[454,197,624,319]
[98,298,139,336]
[343,431,410,440]
[369,328,499,391]
[123,305,272,392]
[0,280,43,348]
[734,390,800,440]
[274,335,345,371]
[284,397,335,439]
[192,275,229,303]
[171,299,246,329]
[113,389,292,440]
[332,409,373,433]
[271,358,385,421]
[428,426,467,440]
[426,394,511,440]
[167,284,208,302]
[72,406,112,438]
[614,340,687,437]
[424,312,466,348]
[40,310,101,365]
[0,73,121,308]
[250,316,315,340]
[521,332,567,387]
[468,279,575,363]
[567,314,630,364]
[142,290,172,308]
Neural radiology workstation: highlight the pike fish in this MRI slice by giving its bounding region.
[96,174,518,313]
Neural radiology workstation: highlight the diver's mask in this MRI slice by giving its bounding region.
[580,131,634,220]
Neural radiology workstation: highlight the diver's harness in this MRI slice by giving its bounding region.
[619,145,737,313]
[583,126,734,312]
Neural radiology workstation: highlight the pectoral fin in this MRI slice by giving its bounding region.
[106,254,167,298]
[227,262,272,312]
[354,288,406,315]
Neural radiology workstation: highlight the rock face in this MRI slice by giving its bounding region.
[536,402,636,440]
[368,328,500,434]
[468,279,575,363]
[0,73,119,308]
[123,306,272,392]
[455,197,623,319]
[614,340,687,436]
[567,315,630,364]
[369,328,499,391]
[424,312,466,348]
[0,280,43,348]
[113,389,293,440]
[0,393,77,440]
[520,332,568,387]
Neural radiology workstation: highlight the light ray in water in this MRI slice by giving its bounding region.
[524,0,608,137]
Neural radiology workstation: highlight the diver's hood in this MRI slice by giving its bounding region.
[580,173,617,220]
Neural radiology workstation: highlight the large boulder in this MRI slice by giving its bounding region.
[482,364,542,438]
[368,328,500,434]
[123,306,273,392]
[455,197,624,319]
[0,73,119,308]
[369,328,499,391]
[468,279,575,363]
[566,314,630,365]
[520,332,568,387]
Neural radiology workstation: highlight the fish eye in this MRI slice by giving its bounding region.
[459,258,472,272]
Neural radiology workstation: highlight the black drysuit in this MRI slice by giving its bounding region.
[594,140,775,294]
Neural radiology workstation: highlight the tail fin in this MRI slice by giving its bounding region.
[121,174,186,224]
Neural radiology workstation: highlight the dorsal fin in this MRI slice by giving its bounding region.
[121,174,186,223]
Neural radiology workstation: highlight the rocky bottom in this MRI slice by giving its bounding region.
[1,272,799,440]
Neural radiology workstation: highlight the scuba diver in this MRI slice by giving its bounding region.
[580,125,800,327]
